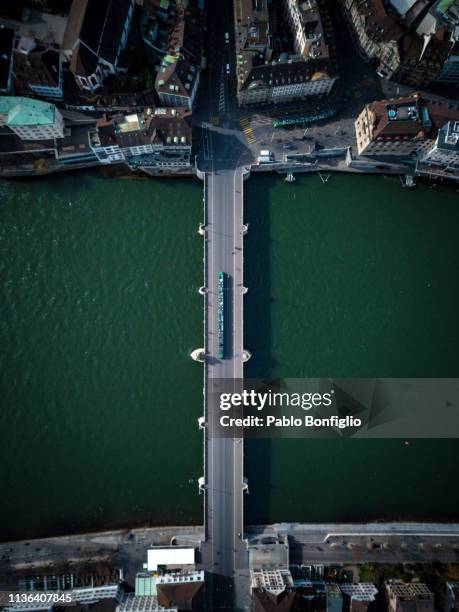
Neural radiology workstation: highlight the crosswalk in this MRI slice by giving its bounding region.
[218,81,226,115]
[240,117,256,144]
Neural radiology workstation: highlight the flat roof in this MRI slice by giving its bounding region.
[147,547,195,571]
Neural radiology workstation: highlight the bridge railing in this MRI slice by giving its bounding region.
[203,173,209,541]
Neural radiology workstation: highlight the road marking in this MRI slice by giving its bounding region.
[240,118,257,144]
[218,81,226,114]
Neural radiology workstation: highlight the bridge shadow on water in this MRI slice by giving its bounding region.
[243,174,277,526]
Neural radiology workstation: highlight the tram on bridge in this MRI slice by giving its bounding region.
[217,271,226,359]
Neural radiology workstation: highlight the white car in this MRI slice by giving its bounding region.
[226,63,230,74]
[225,32,229,43]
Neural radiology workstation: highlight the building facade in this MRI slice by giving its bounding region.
[385,582,434,612]
[417,119,459,171]
[234,0,337,107]
[89,107,192,169]
[340,0,454,87]
[150,1,204,109]
[355,93,459,176]
[434,42,459,85]
[355,95,431,156]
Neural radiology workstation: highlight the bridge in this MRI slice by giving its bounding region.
[190,0,255,607]
[197,167,251,610]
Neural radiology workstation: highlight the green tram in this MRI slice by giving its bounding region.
[217,271,225,359]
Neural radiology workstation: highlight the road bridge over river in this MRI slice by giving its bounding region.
[192,0,256,607]
[198,167,251,610]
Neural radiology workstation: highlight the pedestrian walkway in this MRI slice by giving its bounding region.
[240,117,256,144]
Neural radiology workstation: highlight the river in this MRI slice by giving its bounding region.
[0,170,458,540]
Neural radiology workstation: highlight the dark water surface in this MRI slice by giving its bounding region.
[1,171,458,540]
[244,173,459,524]
[0,172,203,540]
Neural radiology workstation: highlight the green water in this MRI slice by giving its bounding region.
[244,173,459,524]
[0,172,203,541]
[1,170,458,541]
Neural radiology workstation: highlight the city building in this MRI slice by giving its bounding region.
[251,568,331,611]
[0,96,64,140]
[89,115,125,164]
[355,94,432,156]
[72,584,124,605]
[62,0,136,92]
[117,593,177,612]
[431,0,459,27]
[440,582,459,612]
[155,54,200,109]
[326,583,344,612]
[146,547,196,572]
[141,0,176,63]
[252,569,295,594]
[115,549,202,612]
[13,37,63,100]
[340,0,454,88]
[340,583,378,612]
[354,92,459,179]
[418,118,459,170]
[385,582,434,612]
[0,25,14,94]
[251,569,296,611]
[90,108,194,171]
[156,571,204,610]
[3,584,124,612]
[149,1,204,110]
[55,125,98,165]
[435,41,459,85]
[233,0,337,107]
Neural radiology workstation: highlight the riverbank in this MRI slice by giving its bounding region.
[2,153,457,186]
[1,523,458,587]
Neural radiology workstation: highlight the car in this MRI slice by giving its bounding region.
[224,32,229,43]
[226,63,230,74]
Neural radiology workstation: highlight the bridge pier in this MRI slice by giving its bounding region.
[190,348,206,362]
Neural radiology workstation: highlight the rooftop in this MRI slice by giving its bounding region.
[340,583,378,602]
[117,593,177,612]
[146,547,195,572]
[0,96,56,126]
[386,583,434,598]
[234,0,335,95]
[251,570,294,596]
